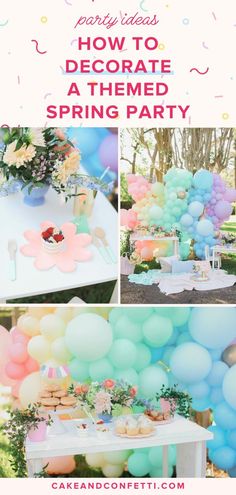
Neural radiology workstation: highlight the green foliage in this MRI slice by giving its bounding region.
[120,230,133,259]
[156,384,193,419]
[1,404,52,478]
[120,173,132,202]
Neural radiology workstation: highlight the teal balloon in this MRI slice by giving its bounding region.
[65,314,113,362]
[227,429,236,449]
[189,308,236,349]
[192,398,211,411]
[109,308,124,325]
[214,402,236,429]
[209,446,236,471]
[162,346,175,366]
[223,365,236,410]
[68,358,89,381]
[114,315,143,342]
[127,453,151,477]
[207,426,226,449]
[139,365,168,398]
[149,205,163,220]
[170,308,191,327]
[143,314,173,348]
[188,380,210,399]
[148,445,176,467]
[123,307,153,322]
[170,343,212,384]
[149,466,173,477]
[177,332,193,345]
[109,339,137,369]
[134,343,151,371]
[114,368,139,385]
[206,361,228,386]
[89,358,114,382]
[180,213,193,227]
[193,169,213,190]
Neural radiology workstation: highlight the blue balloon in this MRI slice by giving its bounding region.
[210,387,224,405]
[223,365,236,410]
[189,308,236,349]
[180,213,193,227]
[209,446,236,471]
[227,429,236,449]
[170,342,212,384]
[196,219,214,237]
[206,361,229,387]
[193,170,213,190]
[84,152,105,178]
[188,201,204,218]
[228,465,236,477]
[176,332,193,345]
[192,398,211,411]
[207,426,226,449]
[209,349,222,361]
[162,346,175,366]
[67,128,101,156]
[214,402,236,430]
[188,381,210,399]
[166,327,179,345]
[150,347,164,363]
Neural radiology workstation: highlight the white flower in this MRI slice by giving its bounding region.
[29,128,46,147]
[3,141,36,168]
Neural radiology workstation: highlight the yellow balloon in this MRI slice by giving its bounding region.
[40,314,66,342]
[28,335,51,363]
[19,371,41,407]
[96,308,112,320]
[17,314,40,337]
[28,307,55,318]
[85,453,105,468]
[54,308,73,323]
[102,463,124,477]
[51,337,72,363]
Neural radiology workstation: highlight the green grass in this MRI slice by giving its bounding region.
[8,281,116,305]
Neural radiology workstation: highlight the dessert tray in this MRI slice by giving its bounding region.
[115,431,155,439]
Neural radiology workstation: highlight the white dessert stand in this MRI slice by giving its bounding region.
[40,408,75,436]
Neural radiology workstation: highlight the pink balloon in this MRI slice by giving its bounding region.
[224,188,236,202]
[99,134,118,172]
[44,456,76,475]
[9,342,28,364]
[5,361,26,380]
[24,356,39,373]
[11,380,22,398]
[0,326,17,386]
[141,246,153,261]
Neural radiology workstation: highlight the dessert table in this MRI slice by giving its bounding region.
[212,244,236,270]
[25,416,213,478]
[130,234,179,256]
[0,189,118,302]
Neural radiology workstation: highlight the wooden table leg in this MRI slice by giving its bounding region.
[176,441,206,477]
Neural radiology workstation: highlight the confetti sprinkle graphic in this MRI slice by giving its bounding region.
[222,112,229,120]
[44,93,52,99]
[202,42,209,49]
[190,67,209,75]
[40,16,48,24]
[0,19,9,27]
[182,18,190,25]
[31,39,47,55]
[17,75,20,85]
[214,95,223,98]
[212,12,217,21]
[71,39,77,46]
[140,0,148,12]
[64,0,72,5]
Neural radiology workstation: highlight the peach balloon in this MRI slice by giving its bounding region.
[28,307,55,318]
[24,356,39,373]
[40,314,66,342]
[44,456,76,475]
[17,314,40,337]
[19,371,41,407]
[54,308,73,323]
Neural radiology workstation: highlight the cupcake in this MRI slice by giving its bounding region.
[114,419,126,435]
[41,226,65,254]
[139,417,154,435]
[126,418,139,436]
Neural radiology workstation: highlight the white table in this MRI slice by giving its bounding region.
[0,189,118,302]
[130,234,179,256]
[25,416,213,478]
[212,244,236,270]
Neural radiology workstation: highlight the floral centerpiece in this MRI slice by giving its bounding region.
[0,127,113,205]
[221,232,236,248]
[69,379,138,421]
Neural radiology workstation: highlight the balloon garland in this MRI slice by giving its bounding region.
[1,306,236,476]
[121,168,236,260]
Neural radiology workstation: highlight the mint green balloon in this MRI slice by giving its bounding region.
[123,307,153,322]
[109,339,137,369]
[143,314,173,347]
[65,313,113,362]
[170,308,191,327]
[139,365,168,398]
[109,308,124,325]
[89,358,114,382]
[128,453,151,477]
[114,368,139,385]
[114,315,143,342]
[68,358,89,381]
[149,445,176,467]
[149,465,173,477]
[134,343,151,371]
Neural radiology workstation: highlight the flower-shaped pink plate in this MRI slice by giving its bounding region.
[20,221,92,272]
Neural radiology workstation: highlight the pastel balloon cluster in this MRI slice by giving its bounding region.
[66,128,117,182]
[121,168,236,260]
[1,307,236,476]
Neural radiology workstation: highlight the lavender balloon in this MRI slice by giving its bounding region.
[99,134,118,172]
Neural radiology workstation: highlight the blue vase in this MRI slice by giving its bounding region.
[21,183,50,206]
[98,413,112,423]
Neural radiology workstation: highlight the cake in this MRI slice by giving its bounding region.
[41,226,65,253]
[37,384,76,412]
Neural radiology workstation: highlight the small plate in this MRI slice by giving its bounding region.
[115,431,155,439]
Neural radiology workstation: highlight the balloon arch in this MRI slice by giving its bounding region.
[121,168,236,260]
[0,306,236,477]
